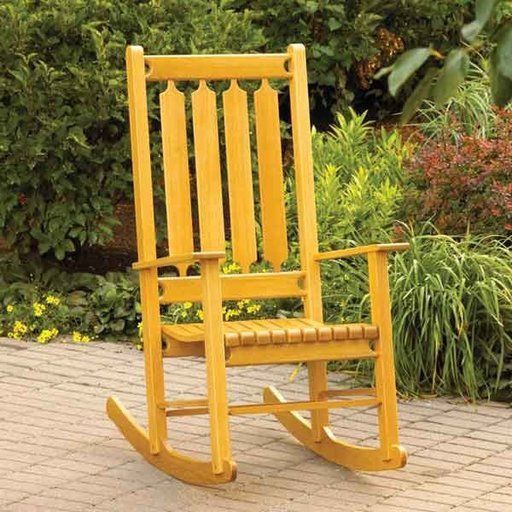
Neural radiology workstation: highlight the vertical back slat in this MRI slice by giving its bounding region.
[223,80,257,272]
[254,79,288,270]
[192,80,225,252]
[160,81,194,275]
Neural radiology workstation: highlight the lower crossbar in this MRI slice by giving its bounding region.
[165,397,380,417]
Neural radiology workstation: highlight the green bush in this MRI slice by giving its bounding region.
[286,109,410,322]
[0,0,264,260]
[0,255,141,339]
[232,0,473,115]
[310,110,410,248]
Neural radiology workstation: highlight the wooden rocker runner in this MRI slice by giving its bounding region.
[106,43,408,485]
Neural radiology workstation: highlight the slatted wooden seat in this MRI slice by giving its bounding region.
[106,43,408,486]
[162,319,379,346]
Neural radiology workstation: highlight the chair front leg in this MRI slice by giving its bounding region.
[201,258,232,474]
[139,268,168,454]
[368,251,400,461]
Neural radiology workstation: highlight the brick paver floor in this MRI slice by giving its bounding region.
[0,338,511,512]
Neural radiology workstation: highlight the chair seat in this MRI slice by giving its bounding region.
[161,318,378,347]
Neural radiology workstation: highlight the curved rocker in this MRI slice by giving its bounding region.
[106,396,237,485]
[263,386,407,471]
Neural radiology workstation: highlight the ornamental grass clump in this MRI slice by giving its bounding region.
[391,228,512,400]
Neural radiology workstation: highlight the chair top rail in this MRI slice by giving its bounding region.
[144,53,291,81]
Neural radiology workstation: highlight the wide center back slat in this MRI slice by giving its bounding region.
[254,80,288,270]
[192,80,225,252]
[223,81,257,272]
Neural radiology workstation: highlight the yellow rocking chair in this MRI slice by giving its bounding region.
[106,43,408,485]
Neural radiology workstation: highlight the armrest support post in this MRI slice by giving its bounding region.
[367,251,400,453]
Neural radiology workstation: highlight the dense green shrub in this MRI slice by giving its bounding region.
[287,110,410,322]
[0,0,264,260]
[284,109,409,261]
[232,0,473,115]
[310,110,410,247]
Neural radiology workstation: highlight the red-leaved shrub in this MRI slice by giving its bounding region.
[404,109,512,235]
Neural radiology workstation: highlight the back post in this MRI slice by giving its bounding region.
[126,45,167,454]
[288,44,329,441]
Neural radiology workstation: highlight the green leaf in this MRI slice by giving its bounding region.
[433,49,469,105]
[388,48,431,97]
[374,66,393,80]
[495,23,512,80]
[462,0,499,42]
[490,52,512,106]
[54,247,65,261]
[327,18,342,31]
[400,68,439,125]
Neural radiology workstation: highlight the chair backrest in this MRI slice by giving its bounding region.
[126,44,323,320]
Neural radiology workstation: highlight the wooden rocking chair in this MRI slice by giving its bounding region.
[106,43,408,485]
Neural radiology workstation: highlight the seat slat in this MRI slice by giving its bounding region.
[254,80,288,270]
[161,319,379,347]
[192,80,225,252]
[223,81,257,272]
[160,81,194,275]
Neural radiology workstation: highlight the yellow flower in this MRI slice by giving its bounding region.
[196,309,204,321]
[36,328,58,344]
[6,304,14,313]
[224,308,240,321]
[247,304,261,314]
[183,302,193,310]
[12,320,28,340]
[45,295,61,306]
[222,263,240,274]
[237,300,250,310]
[33,302,46,317]
[71,331,89,343]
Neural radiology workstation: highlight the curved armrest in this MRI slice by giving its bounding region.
[314,243,409,262]
[132,251,225,271]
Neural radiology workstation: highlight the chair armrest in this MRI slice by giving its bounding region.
[314,243,409,262]
[132,251,225,271]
